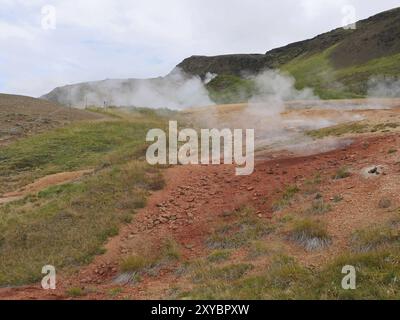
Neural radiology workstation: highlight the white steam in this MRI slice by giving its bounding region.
[53,68,214,110]
[368,75,400,98]
[187,69,368,157]
[204,72,218,84]
[129,70,214,109]
[247,69,318,116]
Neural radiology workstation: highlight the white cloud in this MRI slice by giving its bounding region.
[0,21,35,40]
[0,0,399,96]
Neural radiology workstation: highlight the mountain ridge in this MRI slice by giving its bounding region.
[42,7,400,106]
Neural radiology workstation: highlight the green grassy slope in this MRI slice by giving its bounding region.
[282,48,400,99]
[0,108,169,285]
[207,48,400,102]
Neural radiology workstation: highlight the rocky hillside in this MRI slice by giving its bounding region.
[179,7,400,76]
[43,7,400,106]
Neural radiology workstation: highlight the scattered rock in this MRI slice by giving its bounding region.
[361,165,385,178]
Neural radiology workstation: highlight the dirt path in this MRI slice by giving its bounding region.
[1,130,399,300]
[0,169,94,205]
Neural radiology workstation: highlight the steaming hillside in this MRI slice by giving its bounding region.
[183,7,400,101]
[41,71,213,109]
[42,7,400,107]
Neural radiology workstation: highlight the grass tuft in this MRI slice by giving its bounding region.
[333,167,351,180]
[272,185,300,212]
[192,263,254,283]
[288,219,331,251]
[207,250,231,263]
[206,207,274,249]
[351,226,400,253]
[119,238,181,279]
[305,199,332,215]
[66,287,85,298]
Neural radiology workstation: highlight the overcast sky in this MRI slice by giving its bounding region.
[0,0,399,97]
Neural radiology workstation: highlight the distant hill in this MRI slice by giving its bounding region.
[42,7,400,106]
[42,78,146,108]
[0,93,102,145]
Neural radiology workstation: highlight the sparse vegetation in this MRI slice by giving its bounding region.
[191,263,254,284]
[333,166,351,180]
[66,287,85,298]
[333,195,344,203]
[302,173,322,195]
[307,122,369,139]
[120,238,181,278]
[351,225,400,253]
[107,287,123,298]
[206,207,274,249]
[207,250,231,263]
[162,238,182,261]
[272,185,300,212]
[246,241,273,259]
[306,199,332,215]
[277,214,294,224]
[182,254,310,299]
[120,255,155,273]
[307,121,400,139]
[183,240,400,300]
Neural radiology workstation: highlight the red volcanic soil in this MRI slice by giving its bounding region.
[1,130,399,300]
